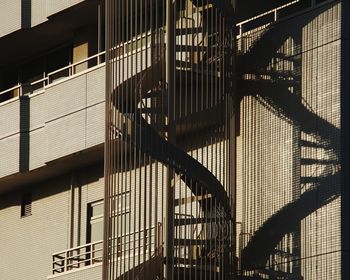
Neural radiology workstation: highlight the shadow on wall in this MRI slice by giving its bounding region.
[21,0,31,28]
[0,163,104,212]
[19,95,30,173]
[237,0,341,276]
[19,0,32,172]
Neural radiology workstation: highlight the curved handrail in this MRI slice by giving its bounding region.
[112,56,231,217]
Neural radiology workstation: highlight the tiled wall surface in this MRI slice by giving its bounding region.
[0,0,21,37]
[237,1,343,279]
[0,166,104,280]
[0,0,85,37]
[0,65,105,178]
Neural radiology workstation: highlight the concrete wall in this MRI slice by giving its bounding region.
[0,165,104,280]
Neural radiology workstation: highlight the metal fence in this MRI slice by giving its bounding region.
[52,223,162,275]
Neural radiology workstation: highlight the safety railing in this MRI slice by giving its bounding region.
[52,223,162,275]
[52,240,103,274]
[236,0,334,38]
[0,85,21,104]
[0,30,165,106]
[0,51,106,105]
[236,0,300,37]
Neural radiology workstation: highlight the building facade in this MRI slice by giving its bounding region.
[0,0,349,280]
[236,0,349,279]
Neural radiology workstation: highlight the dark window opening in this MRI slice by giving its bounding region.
[21,193,32,218]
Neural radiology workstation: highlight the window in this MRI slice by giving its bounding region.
[21,193,32,218]
[88,200,104,243]
[112,192,131,216]
[87,192,131,244]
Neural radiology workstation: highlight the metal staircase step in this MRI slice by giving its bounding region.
[142,90,163,99]
[174,239,214,246]
[139,107,162,114]
[174,194,213,207]
[175,266,220,278]
[301,158,338,165]
[300,139,325,149]
[174,257,218,267]
[175,27,202,35]
[274,52,298,62]
[301,176,321,184]
[174,217,218,226]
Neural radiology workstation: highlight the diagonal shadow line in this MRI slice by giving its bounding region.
[111,55,231,217]
[235,0,339,274]
[238,79,340,271]
[237,2,333,73]
[240,172,340,270]
[239,79,340,155]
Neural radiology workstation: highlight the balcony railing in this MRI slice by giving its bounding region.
[52,239,103,274]
[236,0,334,38]
[0,29,163,106]
[0,51,106,105]
[52,223,162,275]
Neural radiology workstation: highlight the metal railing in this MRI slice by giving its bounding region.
[0,30,164,105]
[236,0,300,37]
[0,51,106,105]
[236,0,335,38]
[52,223,162,275]
[52,240,103,274]
[0,85,21,104]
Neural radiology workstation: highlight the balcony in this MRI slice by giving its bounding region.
[0,51,106,179]
[0,30,161,181]
[51,240,103,275]
[50,224,162,279]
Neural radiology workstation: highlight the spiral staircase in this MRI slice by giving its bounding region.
[108,1,234,279]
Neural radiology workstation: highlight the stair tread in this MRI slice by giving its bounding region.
[174,238,227,246]
[301,158,338,165]
[174,217,218,226]
[174,257,219,266]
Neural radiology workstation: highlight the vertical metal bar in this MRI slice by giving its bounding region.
[137,0,142,271]
[132,0,138,277]
[103,0,111,279]
[115,0,120,277]
[165,0,176,279]
[122,0,128,277]
[97,0,101,64]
